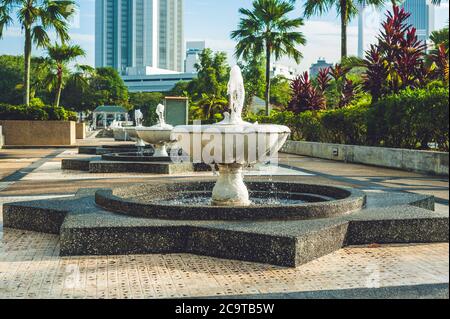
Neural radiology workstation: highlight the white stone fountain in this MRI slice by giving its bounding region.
[124,109,146,147]
[172,66,291,206]
[136,104,174,157]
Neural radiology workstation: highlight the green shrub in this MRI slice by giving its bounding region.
[369,86,449,151]
[320,100,370,145]
[0,103,77,121]
[247,87,449,151]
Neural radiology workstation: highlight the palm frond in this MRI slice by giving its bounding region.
[31,25,51,47]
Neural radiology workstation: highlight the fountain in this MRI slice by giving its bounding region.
[111,120,130,141]
[44,65,445,267]
[135,104,175,158]
[64,104,196,174]
[172,65,291,206]
[123,109,146,148]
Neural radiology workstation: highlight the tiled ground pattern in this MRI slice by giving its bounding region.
[0,140,448,298]
[0,226,448,299]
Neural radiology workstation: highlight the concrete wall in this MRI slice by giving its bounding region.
[0,120,76,146]
[76,123,86,140]
[281,140,449,176]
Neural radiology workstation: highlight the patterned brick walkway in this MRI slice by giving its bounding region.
[0,227,448,299]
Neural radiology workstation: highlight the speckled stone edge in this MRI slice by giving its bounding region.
[2,187,448,267]
[204,283,450,299]
[3,204,68,234]
[62,158,93,171]
[95,182,367,221]
[61,158,211,173]
[89,161,194,174]
[61,158,195,174]
[78,145,152,155]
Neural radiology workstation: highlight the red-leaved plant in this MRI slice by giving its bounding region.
[316,67,332,93]
[363,5,429,101]
[288,72,326,113]
[429,43,450,83]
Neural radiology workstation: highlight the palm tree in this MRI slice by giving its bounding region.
[46,43,85,107]
[231,0,306,115]
[0,0,76,106]
[303,0,387,59]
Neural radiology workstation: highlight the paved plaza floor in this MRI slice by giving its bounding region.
[0,138,448,299]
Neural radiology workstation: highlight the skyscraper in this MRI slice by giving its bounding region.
[357,1,366,59]
[95,0,184,74]
[402,0,435,44]
[185,41,205,73]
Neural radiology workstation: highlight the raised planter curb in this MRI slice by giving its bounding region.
[282,140,449,176]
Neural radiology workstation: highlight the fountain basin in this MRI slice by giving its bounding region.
[112,127,131,141]
[123,126,146,147]
[95,182,366,221]
[136,126,174,157]
[172,123,291,206]
[123,126,139,140]
[172,123,291,164]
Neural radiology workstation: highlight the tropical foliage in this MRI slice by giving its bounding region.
[231,0,306,114]
[46,43,85,107]
[303,0,387,58]
[0,0,76,106]
[249,83,449,151]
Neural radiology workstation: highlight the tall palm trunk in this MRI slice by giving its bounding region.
[54,64,63,107]
[24,26,32,106]
[265,43,271,116]
[340,0,348,59]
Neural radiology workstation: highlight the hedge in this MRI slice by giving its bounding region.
[0,103,77,121]
[248,86,449,151]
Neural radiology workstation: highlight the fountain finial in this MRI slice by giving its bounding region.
[227,65,245,124]
[156,103,166,127]
[134,109,144,127]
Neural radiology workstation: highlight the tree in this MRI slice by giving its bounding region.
[46,43,85,107]
[169,81,190,97]
[270,75,291,108]
[362,5,428,101]
[231,0,306,115]
[191,48,229,100]
[303,0,387,59]
[61,64,95,112]
[89,67,130,109]
[0,55,23,104]
[0,54,55,104]
[0,0,76,106]
[239,53,266,110]
[430,24,449,51]
[129,92,164,125]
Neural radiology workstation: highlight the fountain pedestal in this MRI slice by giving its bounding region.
[212,164,250,206]
[153,144,169,158]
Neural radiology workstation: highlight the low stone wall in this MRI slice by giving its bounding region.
[76,123,86,139]
[0,120,76,146]
[281,140,449,176]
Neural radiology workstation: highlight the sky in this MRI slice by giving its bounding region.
[0,0,449,72]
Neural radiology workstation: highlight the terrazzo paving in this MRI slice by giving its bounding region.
[0,222,448,299]
[0,140,448,298]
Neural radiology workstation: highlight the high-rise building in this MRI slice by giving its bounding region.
[185,41,205,73]
[95,0,184,74]
[357,1,366,59]
[310,58,333,78]
[402,0,435,45]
